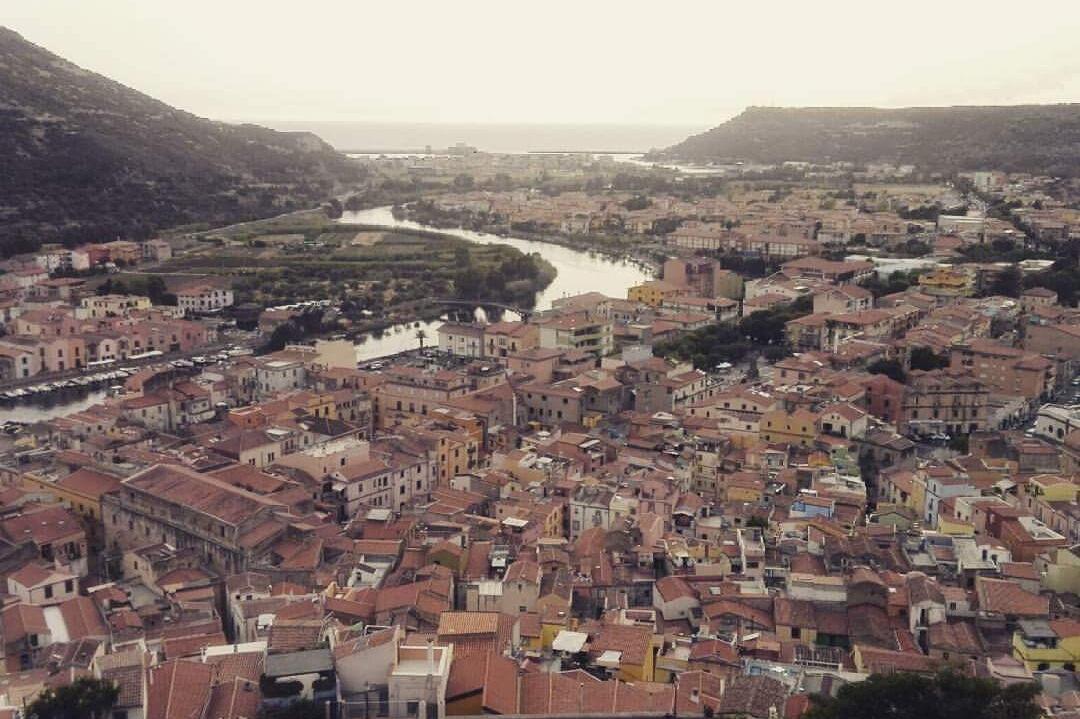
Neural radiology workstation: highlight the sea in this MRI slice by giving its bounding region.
[257,120,708,154]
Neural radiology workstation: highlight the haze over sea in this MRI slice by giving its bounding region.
[260,120,711,154]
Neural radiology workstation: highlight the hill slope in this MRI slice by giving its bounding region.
[661,105,1080,175]
[0,27,357,253]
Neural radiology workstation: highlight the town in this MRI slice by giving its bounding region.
[0,150,1076,719]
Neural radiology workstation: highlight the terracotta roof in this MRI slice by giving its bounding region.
[718,674,789,719]
[927,620,984,655]
[689,638,739,665]
[856,644,939,674]
[482,653,521,714]
[205,677,261,719]
[8,562,73,590]
[774,598,816,628]
[977,578,1050,617]
[518,612,542,638]
[655,575,696,603]
[438,611,501,637]
[164,632,227,660]
[589,623,652,666]
[503,559,541,585]
[103,665,144,708]
[206,651,264,684]
[703,599,775,632]
[56,467,122,498]
[58,596,109,640]
[146,659,213,719]
[267,619,324,654]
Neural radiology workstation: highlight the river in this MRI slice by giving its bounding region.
[337,207,653,360]
[6,209,653,421]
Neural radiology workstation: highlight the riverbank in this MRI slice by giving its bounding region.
[394,202,662,275]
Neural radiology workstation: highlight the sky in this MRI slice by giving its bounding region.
[7,0,1080,128]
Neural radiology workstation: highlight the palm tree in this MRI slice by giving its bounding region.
[416,328,427,352]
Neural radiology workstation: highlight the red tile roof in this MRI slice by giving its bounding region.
[146,659,213,719]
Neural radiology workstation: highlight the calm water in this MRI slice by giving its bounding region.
[338,206,653,359]
[262,121,706,153]
[13,210,652,419]
[0,388,108,423]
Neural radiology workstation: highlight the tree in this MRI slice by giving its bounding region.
[803,669,1040,719]
[26,676,120,719]
[987,265,1022,298]
[909,346,950,372]
[146,275,167,304]
[868,359,906,384]
[746,516,769,530]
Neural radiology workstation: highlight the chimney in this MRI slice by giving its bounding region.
[427,639,435,674]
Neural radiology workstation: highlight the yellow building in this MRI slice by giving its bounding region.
[590,624,656,682]
[1013,618,1080,671]
[1029,475,1079,503]
[918,265,975,298]
[628,280,682,308]
[20,467,121,524]
[760,408,819,448]
[936,514,975,536]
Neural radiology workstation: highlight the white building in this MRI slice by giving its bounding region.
[388,642,452,719]
[1034,404,1080,443]
[437,322,485,358]
[177,284,234,315]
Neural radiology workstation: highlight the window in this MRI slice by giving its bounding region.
[65,580,74,593]
[44,585,54,599]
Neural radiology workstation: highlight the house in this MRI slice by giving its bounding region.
[176,284,234,315]
[588,623,656,682]
[334,625,403,699]
[501,559,541,614]
[7,563,79,606]
[0,503,89,576]
[438,323,486,358]
[389,642,452,719]
[653,576,699,623]
[1012,618,1080,672]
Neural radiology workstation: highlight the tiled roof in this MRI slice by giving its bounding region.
[774,598,816,628]
[205,677,261,719]
[267,619,323,654]
[589,623,652,666]
[977,578,1050,617]
[146,659,213,719]
[927,620,984,654]
[856,644,939,674]
[503,559,541,584]
[482,652,521,713]
[438,611,501,637]
[719,674,789,719]
[655,576,696,603]
[58,596,109,640]
[102,665,143,708]
[206,651,264,684]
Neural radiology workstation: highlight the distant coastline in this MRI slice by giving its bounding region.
[256,120,709,154]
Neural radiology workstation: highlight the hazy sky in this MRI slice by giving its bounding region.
[8,1,1080,127]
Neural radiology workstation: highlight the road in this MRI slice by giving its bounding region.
[0,331,257,392]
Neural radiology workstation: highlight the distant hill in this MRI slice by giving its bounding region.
[0,27,358,254]
[659,105,1080,175]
